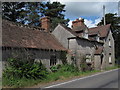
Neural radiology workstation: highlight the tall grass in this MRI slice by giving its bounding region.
[3,64,119,88]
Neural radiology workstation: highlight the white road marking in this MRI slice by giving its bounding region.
[44,68,119,88]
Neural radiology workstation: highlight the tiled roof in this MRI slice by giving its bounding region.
[59,24,78,36]
[59,24,103,43]
[2,19,66,51]
[94,46,104,55]
[89,24,111,38]
[72,25,87,32]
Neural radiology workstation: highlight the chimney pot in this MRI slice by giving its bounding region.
[72,17,85,29]
[40,16,50,33]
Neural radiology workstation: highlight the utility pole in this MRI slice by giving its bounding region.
[118,1,120,17]
[103,5,106,25]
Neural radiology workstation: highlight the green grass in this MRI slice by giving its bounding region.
[3,70,100,88]
[105,65,120,70]
[2,65,119,88]
[0,78,2,89]
[3,77,42,88]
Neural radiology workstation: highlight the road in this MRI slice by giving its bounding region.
[43,69,119,89]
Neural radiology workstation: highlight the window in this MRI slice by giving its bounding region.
[109,53,112,64]
[86,54,91,63]
[84,33,88,39]
[50,55,57,66]
[96,36,100,42]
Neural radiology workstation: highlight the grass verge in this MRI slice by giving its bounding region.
[3,65,119,88]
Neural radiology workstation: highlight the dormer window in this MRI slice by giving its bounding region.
[84,33,88,39]
[96,36,100,42]
[83,29,88,39]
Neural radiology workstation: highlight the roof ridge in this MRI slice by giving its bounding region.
[2,19,45,31]
[89,24,111,29]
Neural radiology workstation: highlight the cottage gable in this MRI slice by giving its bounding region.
[52,17,115,70]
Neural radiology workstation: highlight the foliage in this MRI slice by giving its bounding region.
[3,62,118,88]
[115,57,120,65]
[40,2,70,30]
[59,64,79,73]
[20,2,44,26]
[3,77,42,88]
[80,56,92,72]
[50,64,62,72]
[50,64,79,73]
[71,55,77,66]
[60,51,67,64]
[2,2,25,22]
[97,13,120,60]
[2,2,69,28]
[3,58,48,80]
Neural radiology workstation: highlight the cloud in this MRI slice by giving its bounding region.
[65,2,118,19]
[68,18,102,28]
[68,20,72,28]
[50,0,119,3]
[50,0,118,28]
[50,0,118,19]
[84,18,102,28]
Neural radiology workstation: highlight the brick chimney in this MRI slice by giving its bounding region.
[40,16,50,33]
[72,18,85,28]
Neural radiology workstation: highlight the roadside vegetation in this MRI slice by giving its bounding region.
[3,57,119,88]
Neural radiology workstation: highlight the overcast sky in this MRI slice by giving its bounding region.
[50,0,119,28]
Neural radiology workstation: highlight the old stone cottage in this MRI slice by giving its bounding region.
[2,18,66,70]
[52,18,115,70]
[2,16,115,70]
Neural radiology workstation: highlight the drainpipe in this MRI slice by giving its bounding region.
[67,38,70,49]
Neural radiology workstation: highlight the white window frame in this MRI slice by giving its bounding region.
[84,33,88,39]
[96,36,100,42]
[109,53,112,64]
[86,54,91,63]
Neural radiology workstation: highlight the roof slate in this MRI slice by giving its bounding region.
[2,19,66,51]
[94,46,104,55]
[89,24,111,38]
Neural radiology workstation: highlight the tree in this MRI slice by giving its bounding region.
[2,2,69,28]
[20,2,44,26]
[98,13,120,33]
[2,2,44,26]
[2,2,25,22]
[98,13,120,60]
[41,2,69,30]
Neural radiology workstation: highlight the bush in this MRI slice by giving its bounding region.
[115,57,120,65]
[50,64,62,72]
[50,64,79,73]
[3,58,48,80]
[60,51,67,64]
[59,64,79,73]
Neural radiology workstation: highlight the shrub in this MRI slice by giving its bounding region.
[115,57,120,65]
[60,51,67,64]
[3,58,48,80]
[59,64,79,73]
[50,64,62,72]
[80,56,88,72]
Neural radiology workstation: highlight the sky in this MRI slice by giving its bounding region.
[50,0,119,28]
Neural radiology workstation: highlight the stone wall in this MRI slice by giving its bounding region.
[2,47,63,69]
[52,24,103,70]
[52,24,75,49]
[103,30,115,68]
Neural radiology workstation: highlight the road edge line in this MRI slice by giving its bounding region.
[44,68,119,88]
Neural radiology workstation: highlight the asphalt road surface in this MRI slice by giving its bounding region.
[43,69,119,88]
